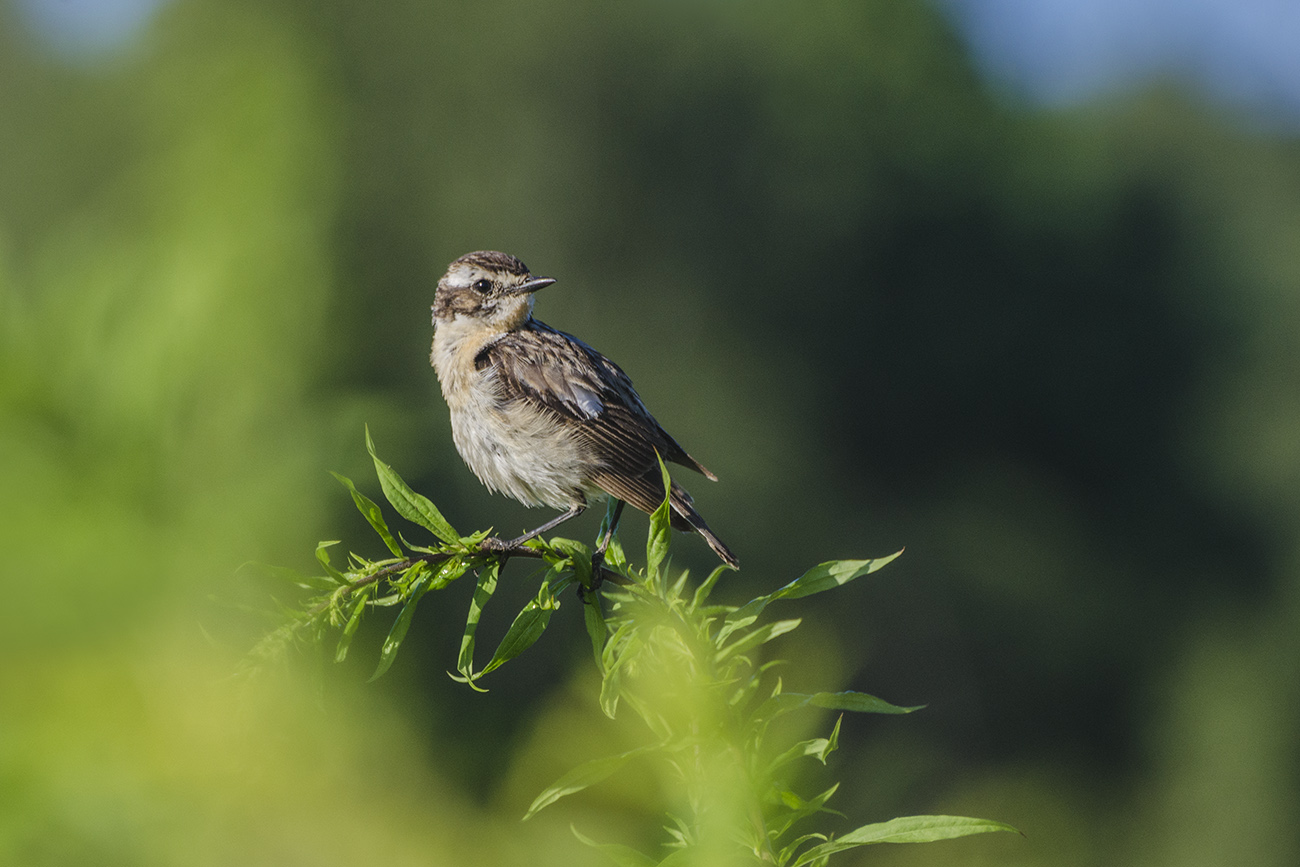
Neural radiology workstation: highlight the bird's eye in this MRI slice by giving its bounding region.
[471,278,492,294]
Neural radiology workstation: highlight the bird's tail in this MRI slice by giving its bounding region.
[669,482,740,569]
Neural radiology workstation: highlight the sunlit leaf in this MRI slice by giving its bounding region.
[453,561,500,689]
[772,554,903,602]
[766,716,841,775]
[334,586,372,663]
[366,425,459,544]
[584,595,608,664]
[599,622,639,720]
[314,540,346,582]
[777,833,829,866]
[791,815,1020,865]
[331,471,403,557]
[723,553,903,637]
[716,619,801,662]
[692,564,729,609]
[768,782,844,842]
[481,579,559,675]
[369,562,431,681]
[547,536,593,589]
[646,453,672,579]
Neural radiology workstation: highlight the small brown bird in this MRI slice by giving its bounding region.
[430,250,737,568]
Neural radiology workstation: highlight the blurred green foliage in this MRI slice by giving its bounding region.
[2,0,1298,864]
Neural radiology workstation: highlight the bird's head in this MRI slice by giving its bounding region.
[432,250,556,333]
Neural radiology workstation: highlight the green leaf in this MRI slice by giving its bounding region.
[454,561,500,688]
[767,782,844,844]
[599,622,640,720]
[366,425,459,544]
[777,833,829,866]
[772,554,903,602]
[369,562,432,681]
[584,595,608,664]
[809,691,924,715]
[570,826,657,867]
[314,540,346,582]
[692,564,730,609]
[722,553,903,638]
[816,715,842,762]
[716,619,802,662]
[334,587,372,663]
[791,815,1020,865]
[766,716,841,775]
[524,745,657,820]
[331,471,403,557]
[429,556,472,591]
[481,578,559,676]
[547,536,593,588]
[645,453,673,579]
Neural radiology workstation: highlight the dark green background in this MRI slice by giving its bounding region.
[3,1,1297,864]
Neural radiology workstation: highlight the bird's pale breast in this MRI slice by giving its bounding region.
[432,317,595,511]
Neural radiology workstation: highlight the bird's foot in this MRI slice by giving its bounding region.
[478,536,518,555]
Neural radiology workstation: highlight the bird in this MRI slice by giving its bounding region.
[429,250,738,570]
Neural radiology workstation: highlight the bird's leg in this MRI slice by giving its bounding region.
[590,500,626,588]
[482,504,586,554]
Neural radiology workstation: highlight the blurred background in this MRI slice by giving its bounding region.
[3,0,1298,863]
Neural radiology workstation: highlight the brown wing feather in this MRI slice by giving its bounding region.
[476,321,716,484]
[476,319,738,568]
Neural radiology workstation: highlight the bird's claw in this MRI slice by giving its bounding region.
[478,536,514,554]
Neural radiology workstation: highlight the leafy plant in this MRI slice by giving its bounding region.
[249,430,1020,864]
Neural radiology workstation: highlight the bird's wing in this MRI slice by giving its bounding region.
[475,321,717,493]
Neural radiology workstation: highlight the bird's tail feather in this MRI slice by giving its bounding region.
[669,484,739,569]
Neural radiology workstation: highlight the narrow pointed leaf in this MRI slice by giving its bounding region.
[817,715,842,761]
[456,561,501,684]
[692,564,729,609]
[722,553,904,637]
[369,563,431,681]
[716,619,802,662]
[481,579,559,675]
[646,453,673,579]
[792,815,1020,865]
[769,782,844,841]
[366,425,459,544]
[331,471,403,557]
[766,717,841,776]
[598,622,639,719]
[314,541,346,582]
[777,833,829,866]
[524,745,657,820]
[810,691,923,714]
[584,596,608,664]
[771,554,903,602]
[334,587,372,663]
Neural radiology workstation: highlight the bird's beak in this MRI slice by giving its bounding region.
[512,276,557,295]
